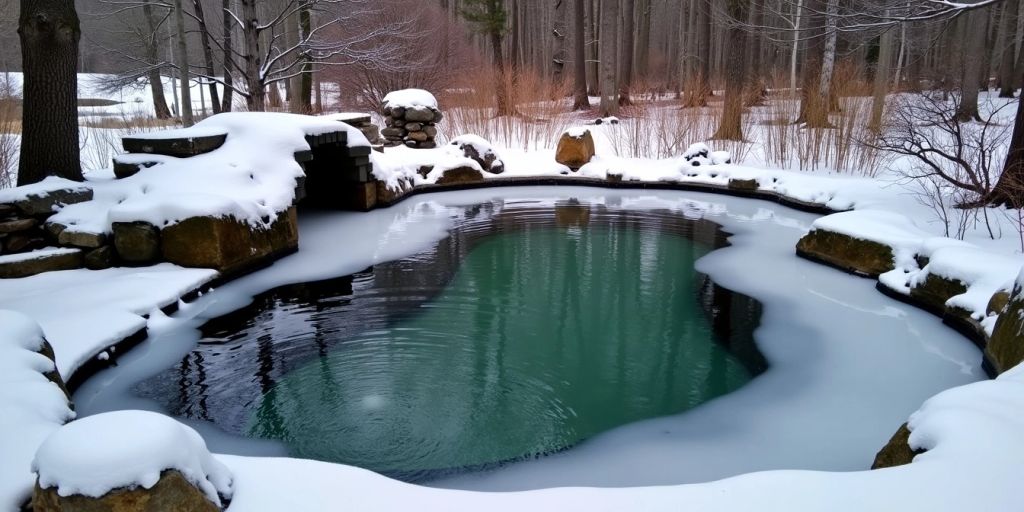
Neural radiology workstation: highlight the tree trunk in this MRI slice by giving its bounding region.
[636,0,650,79]
[297,3,314,113]
[789,0,803,96]
[1000,0,1021,97]
[713,0,748,141]
[572,0,589,109]
[991,72,1024,206]
[192,0,221,114]
[699,0,712,98]
[618,0,634,105]
[818,0,838,103]
[221,0,234,112]
[17,0,82,185]
[599,0,619,116]
[870,23,895,132]
[143,0,172,120]
[957,7,988,122]
[241,0,264,111]
[553,0,567,84]
[173,0,194,126]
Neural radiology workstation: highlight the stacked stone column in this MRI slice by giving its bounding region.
[381,105,443,149]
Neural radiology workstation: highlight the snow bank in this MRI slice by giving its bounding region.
[383,89,438,110]
[0,311,74,512]
[33,410,232,505]
[0,264,217,377]
[51,112,367,236]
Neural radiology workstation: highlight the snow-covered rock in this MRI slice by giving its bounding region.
[33,410,232,507]
[449,134,504,174]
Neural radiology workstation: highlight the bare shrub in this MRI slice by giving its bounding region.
[870,93,1013,239]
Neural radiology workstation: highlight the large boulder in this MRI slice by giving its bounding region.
[987,277,1024,375]
[32,411,232,512]
[795,229,895,277]
[112,222,162,265]
[161,208,298,275]
[555,128,596,170]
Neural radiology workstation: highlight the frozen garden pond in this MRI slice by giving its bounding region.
[70,187,983,490]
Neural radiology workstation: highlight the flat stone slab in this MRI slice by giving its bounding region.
[0,218,38,234]
[0,248,83,279]
[122,129,228,158]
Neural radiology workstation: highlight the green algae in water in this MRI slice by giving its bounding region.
[246,226,757,479]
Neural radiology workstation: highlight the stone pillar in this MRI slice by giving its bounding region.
[381,89,443,149]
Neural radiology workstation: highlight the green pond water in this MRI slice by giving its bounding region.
[245,226,757,478]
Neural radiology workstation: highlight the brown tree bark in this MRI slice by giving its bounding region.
[998,0,1021,97]
[297,4,314,113]
[172,0,194,125]
[598,0,619,117]
[618,0,634,106]
[192,0,221,114]
[956,7,988,122]
[572,0,589,109]
[142,0,172,120]
[221,0,234,112]
[18,0,82,185]
[712,0,748,141]
[241,0,264,111]
[991,74,1024,206]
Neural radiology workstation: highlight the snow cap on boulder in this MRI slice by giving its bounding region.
[382,89,439,110]
[32,410,233,506]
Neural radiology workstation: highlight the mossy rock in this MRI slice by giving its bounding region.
[987,290,1011,316]
[795,229,895,277]
[987,287,1024,375]
[909,274,968,315]
[33,470,220,512]
[872,423,924,469]
[436,166,484,186]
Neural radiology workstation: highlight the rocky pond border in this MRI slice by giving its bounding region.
[4,114,1023,509]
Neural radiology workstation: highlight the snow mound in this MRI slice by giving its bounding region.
[383,89,438,110]
[449,134,504,173]
[33,410,232,506]
[0,310,74,512]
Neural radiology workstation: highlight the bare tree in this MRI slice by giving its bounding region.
[172,0,193,124]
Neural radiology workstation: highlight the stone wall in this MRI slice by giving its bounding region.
[0,186,98,278]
